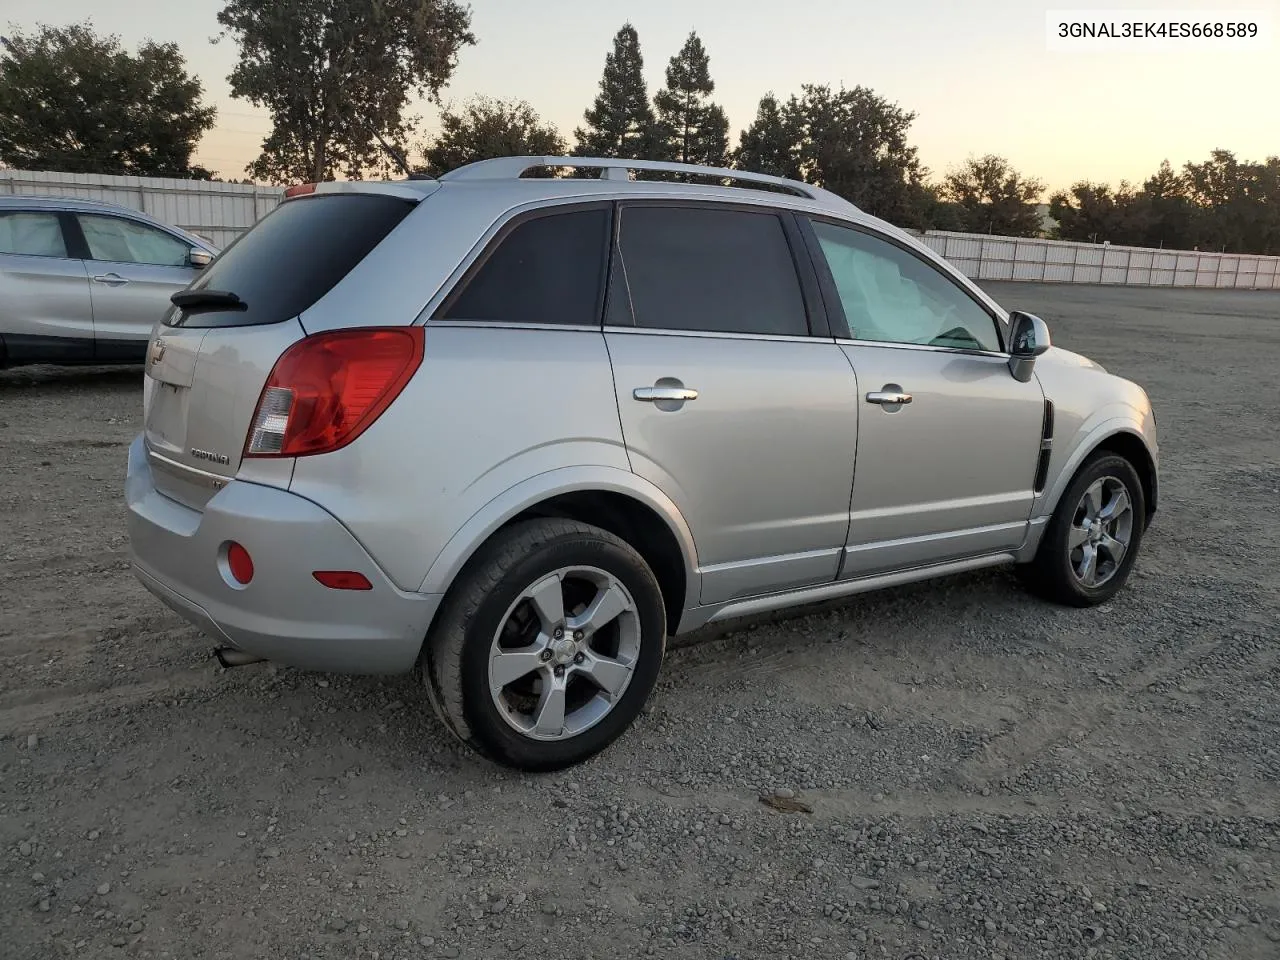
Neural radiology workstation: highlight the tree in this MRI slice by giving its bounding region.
[1049,181,1145,244]
[574,23,656,159]
[651,31,728,166]
[791,84,927,225]
[910,182,967,232]
[733,93,800,179]
[1135,159,1198,249]
[1182,149,1280,254]
[216,0,475,183]
[0,22,215,176]
[942,154,1045,237]
[422,96,565,175]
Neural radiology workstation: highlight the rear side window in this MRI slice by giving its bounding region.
[441,207,610,326]
[613,206,809,337]
[166,194,414,328]
[0,211,68,258]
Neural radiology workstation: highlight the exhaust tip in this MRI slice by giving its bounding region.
[213,647,267,669]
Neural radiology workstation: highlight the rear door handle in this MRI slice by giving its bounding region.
[866,390,912,405]
[93,273,129,287]
[634,386,698,402]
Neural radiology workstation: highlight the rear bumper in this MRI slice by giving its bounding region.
[125,434,441,674]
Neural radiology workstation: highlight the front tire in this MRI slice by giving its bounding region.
[1020,453,1146,607]
[422,518,667,771]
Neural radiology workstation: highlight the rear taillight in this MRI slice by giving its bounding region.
[245,328,424,458]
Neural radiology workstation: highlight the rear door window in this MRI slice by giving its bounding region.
[0,211,69,258]
[166,193,415,329]
[439,207,611,326]
[612,205,810,337]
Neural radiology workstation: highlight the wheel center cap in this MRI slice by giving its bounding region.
[551,637,577,665]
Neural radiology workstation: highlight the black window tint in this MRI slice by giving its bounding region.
[616,206,808,336]
[811,220,1002,352]
[166,194,414,329]
[443,208,609,326]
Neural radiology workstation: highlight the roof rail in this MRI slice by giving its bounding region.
[437,156,857,211]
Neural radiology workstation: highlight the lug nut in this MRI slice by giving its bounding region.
[554,665,565,678]
[573,652,585,665]
[572,630,584,641]
[539,649,553,662]
[553,627,564,639]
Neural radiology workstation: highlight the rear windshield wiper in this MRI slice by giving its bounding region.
[170,289,247,312]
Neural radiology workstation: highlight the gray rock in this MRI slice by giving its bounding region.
[97,883,111,896]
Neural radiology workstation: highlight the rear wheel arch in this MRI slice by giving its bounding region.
[419,471,699,630]
[502,491,688,633]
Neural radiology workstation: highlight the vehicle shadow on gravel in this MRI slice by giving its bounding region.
[0,364,144,390]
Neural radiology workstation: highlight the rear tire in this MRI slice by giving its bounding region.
[1020,453,1146,607]
[422,518,666,771]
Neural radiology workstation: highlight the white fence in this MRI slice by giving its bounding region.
[0,170,283,250]
[4,169,1280,289]
[910,229,1280,290]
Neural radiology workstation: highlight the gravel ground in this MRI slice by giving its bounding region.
[2,282,1279,960]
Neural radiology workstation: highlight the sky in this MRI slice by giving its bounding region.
[1,0,1276,191]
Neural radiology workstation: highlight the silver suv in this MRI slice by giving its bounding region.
[0,197,217,366]
[126,157,1159,770]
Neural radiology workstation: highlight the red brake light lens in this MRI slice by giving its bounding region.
[245,328,425,458]
[312,571,373,591]
[227,542,254,584]
[284,182,318,198]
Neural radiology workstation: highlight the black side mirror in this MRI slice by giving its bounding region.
[1008,311,1051,382]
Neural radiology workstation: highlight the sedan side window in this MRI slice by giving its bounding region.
[0,211,68,258]
[76,214,191,267]
[811,220,1002,352]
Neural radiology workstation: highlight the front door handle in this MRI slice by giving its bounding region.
[92,273,130,287]
[634,386,699,402]
[866,390,912,405]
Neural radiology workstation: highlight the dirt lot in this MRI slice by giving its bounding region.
[2,282,1279,960]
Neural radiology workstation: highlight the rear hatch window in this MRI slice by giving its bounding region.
[165,193,415,329]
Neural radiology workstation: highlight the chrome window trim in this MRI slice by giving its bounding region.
[834,337,1010,360]
[604,325,828,345]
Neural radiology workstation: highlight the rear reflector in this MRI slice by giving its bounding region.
[227,542,254,584]
[312,571,373,591]
[245,327,425,458]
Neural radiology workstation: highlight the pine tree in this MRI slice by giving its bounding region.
[573,23,655,159]
[652,31,728,166]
